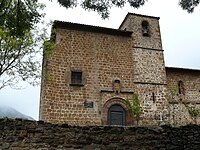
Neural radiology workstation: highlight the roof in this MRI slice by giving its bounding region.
[166,66,200,72]
[53,20,133,37]
[119,13,160,29]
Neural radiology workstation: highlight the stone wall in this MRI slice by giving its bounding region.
[120,13,168,125]
[40,13,200,127]
[166,67,200,125]
[40,13,170,126]
[135,84,168,125]
[1,118,200,150]
[119,13,162,50]
[40,24,135,125]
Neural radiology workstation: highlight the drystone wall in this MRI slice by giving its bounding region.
[1,118,200,150]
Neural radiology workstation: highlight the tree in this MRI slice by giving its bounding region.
[56,0,199,19]
[0,0,47,89]
[179,0,200,13]
[125,94,143,125]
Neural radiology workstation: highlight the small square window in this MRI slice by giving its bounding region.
[71,71,82,84]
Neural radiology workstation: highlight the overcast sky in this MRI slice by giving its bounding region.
[0,0,200,120]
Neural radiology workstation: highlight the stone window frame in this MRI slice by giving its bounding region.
[69,69,85,86]
[141,20,150,37]
[102,97,132,126]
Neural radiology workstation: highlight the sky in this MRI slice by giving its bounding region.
[0,0,200,120]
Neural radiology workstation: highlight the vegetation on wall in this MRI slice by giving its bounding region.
[167,86,178,103]
[125,94,143,125]
[168,85,200,125]
[42,29,56,84]
[185,104,200,124]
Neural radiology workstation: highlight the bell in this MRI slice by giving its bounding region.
[143,28,148,36]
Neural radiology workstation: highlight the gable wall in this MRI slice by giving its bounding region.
[40,28,134,125]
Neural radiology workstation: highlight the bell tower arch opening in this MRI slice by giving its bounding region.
[142,20,149,36]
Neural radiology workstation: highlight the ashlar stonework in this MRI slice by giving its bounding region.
[39,13,200,126]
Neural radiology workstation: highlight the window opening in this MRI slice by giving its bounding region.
[71,71,82,84]
[113,79,121,94]
[114,79,120,84]
[178,80,185,95]
[152,92,155,103]
[142,21,149,36]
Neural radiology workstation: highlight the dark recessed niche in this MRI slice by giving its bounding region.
[142,20,149,37]
[114,79,120,84]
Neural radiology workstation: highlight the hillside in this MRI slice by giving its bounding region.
[0,105,34,120]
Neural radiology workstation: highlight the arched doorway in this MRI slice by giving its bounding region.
[108,104,126,126]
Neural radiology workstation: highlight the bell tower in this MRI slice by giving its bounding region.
[119,13,168,125]
[119,13,163,50]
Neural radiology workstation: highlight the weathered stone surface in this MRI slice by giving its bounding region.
[1,119,200,149]
[166,67,200,126]
[39,13,200,127]
[40,13,170,126]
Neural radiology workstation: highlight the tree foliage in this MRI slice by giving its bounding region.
[125,94,143,125]
[0,0,198,89]
[56,0,200,19]
[179,0,200,13]
[0,0,46,89]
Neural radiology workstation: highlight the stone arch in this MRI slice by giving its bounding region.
[142,20,149,36]
[102,97,132,126]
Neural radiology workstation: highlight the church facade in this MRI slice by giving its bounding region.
[39,13,200,126]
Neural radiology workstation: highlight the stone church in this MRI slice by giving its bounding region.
[39,13,200,126]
